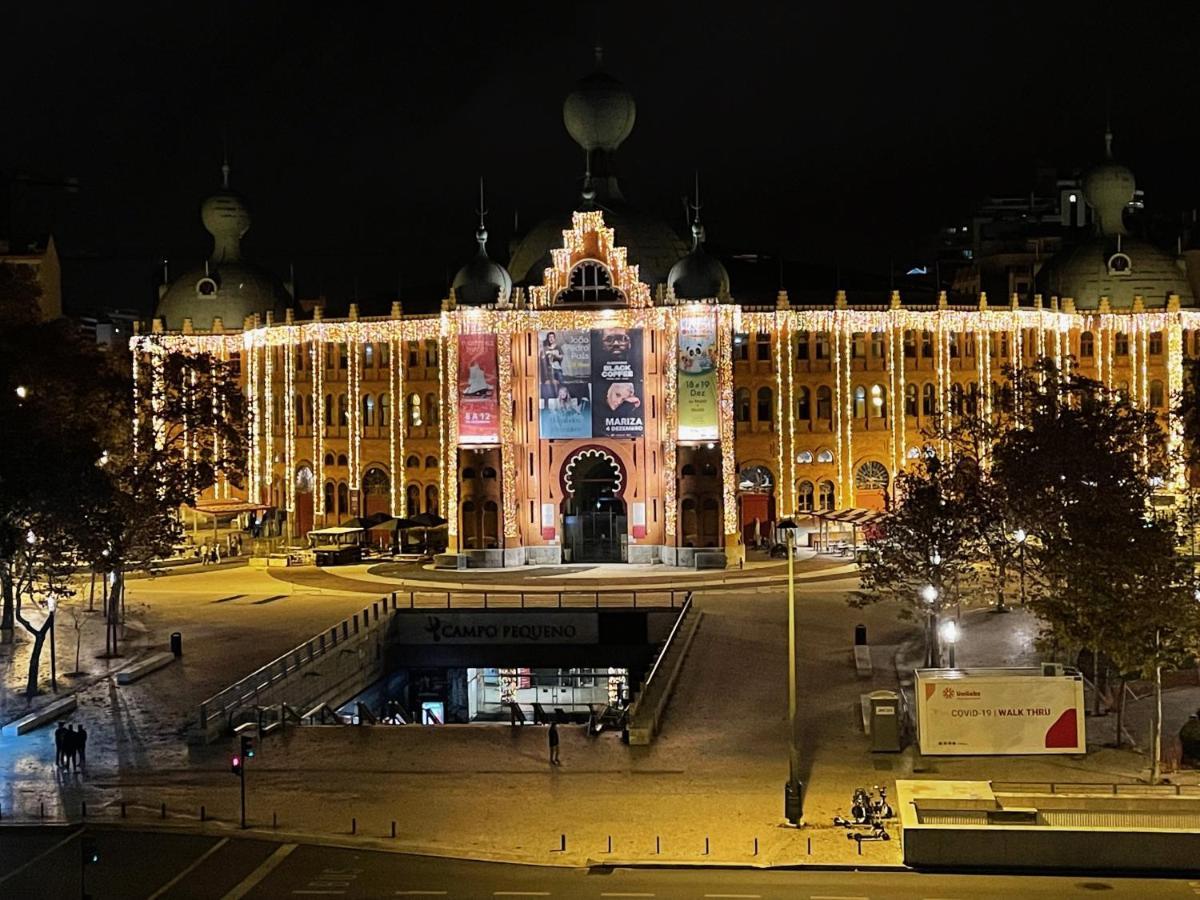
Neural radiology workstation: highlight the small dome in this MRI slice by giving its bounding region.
[669,223,730,301]
[1083,131,1135,236]
[452,227,512,306]
[563,56,636,152]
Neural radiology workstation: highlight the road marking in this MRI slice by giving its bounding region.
[146,837,230,899]
[493,894,551,897]
[705,895,761,898]
[809,896,868,900]
[395,894,449,897]
[220,843,297,900]
[601,894,656,898]
[0,828,83,887]
[292,892,346,896]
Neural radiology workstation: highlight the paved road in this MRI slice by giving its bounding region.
[1,828,1194,900]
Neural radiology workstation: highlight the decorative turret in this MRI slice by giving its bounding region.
[450,179,512,307]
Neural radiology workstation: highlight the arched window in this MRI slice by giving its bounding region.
[482,500,498,543]
[816,386,832,421]
[337,482,349,517]
[796,450,813,464]
[870,332,884,358]
[323,481,334,514]
[425,455,439,469]
[921,331,933,357]
[337,453,348,467]
[756,387,773,422]
[966,382,978,415]
[1150,332,1163,355]
[363,467,389,495]
[324,394,333,430]
[1115,332,1129,356]
[337,394,348,427]
[425,485,439,514]
[406,484,420,516]
[922,383,935,416]
[737,465,773,493]
[1080,331,1095,358]
[363,394,375,427]
[814,332,828,359]
[816,449,834,463]
[363,343,374,368]
[795,331,810,360]
[855,460,889,491]
[735,388,751,423]
[756,332,771,361]
[295,395,305,427]
[817,479,835,511]
[324,452,335,467]
[681,463,697,477]
[797,480,814,511]
[905,383,918,417]
[481,466,497,479]
[870,384,886,418]
[853,386,867,418]
[425,392,439,425]
[406,455,419,469]
[1150,379,1165,408]
[796,387,811,421]
[379,393,389,427]
[408,393,422,428]
[461,468,477,480]
[306,394,314,428]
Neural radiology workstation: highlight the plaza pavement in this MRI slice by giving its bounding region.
[1,556,1199,870]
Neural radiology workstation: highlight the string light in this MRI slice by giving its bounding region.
[784,314,796,515]
[247,341,260,502]
[662,308,678,541]
[842,321,854,507]
[496,331,518,539]
[347,328,361,492]
[284,343,295,516]
[832,312,845,507]
[264,342,274,505]
[717,305,737,538]
[391,337,402,517]
[774,312,785,517]
[312,339,324,521]
[443,313,458,541]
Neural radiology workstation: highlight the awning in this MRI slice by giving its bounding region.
[368,517,420,532]
[193,500,270,517]
[307,526,364,537]
[816,508,886,527]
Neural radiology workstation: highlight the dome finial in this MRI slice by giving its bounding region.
[689,170,704,248]
[1104,126,1114,161]
[475,176,488,245]
[221,131,231,189]
[594,44,604,68]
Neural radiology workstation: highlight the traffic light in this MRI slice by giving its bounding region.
[240,735,256,759]
[231,754,242,776]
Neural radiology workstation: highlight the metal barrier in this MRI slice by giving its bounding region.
[991,781,1200,797]
[398,588,688,609]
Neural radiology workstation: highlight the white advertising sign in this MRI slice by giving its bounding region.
[916,670,1085,755]
[392,612,600,645]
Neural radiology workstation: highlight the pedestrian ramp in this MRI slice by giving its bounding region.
[626,594,702,745]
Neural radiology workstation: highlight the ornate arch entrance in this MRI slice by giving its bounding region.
[561,449,626,563]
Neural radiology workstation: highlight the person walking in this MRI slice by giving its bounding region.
[548,721,560,766]
[54,722,67,768]
[76,724,88,770]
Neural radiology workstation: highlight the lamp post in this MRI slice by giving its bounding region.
[920,584,939,667]
[939,618,959,669]
[784,530,804,825]
[1014,528,1028,607]
[47,594,57,692]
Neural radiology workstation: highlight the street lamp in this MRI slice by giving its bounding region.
[920,584,939,667]
[1013,528,1028,607]
[15,385,28,399]
[939,619,960,669]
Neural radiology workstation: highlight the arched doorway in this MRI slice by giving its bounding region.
[737,464,775,547]
[295,465,314,536]
[562,452,626,563]
[855,460,889,510]
[362,466,390,517]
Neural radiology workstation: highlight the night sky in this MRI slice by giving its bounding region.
[4,2,1199,316]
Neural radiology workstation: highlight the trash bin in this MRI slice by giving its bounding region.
[854,623,867,646]
[170,632,182,658]
[868,689,900,752]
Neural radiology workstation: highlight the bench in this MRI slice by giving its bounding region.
[7,696,77,735]
[116,652,176,685]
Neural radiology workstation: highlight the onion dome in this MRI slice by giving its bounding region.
[563,48,636,153]
[669,223,730,301]
[1083,130,1135,236]
[452,184,512,306]
[156,161,291,330]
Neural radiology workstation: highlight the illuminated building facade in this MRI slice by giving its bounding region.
[134,63,1199,568]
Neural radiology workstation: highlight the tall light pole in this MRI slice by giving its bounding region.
[1014,528,1028,607]
[920,584,939,667]
[939,618,959,669]
[784,531,804,824]
[47,595,57,692]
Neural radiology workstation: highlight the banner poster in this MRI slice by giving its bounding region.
[676,312,718,441]
[591,327,645,438]
[457,333,500,444]
[538,329,592,439]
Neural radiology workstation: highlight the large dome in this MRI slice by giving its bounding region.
[563,67,636,152]
[1036,236,1193,308]
[452,226,512,306]
[156,165,292,330]
[157,261,291,330]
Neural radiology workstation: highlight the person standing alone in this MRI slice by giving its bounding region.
[54,722,66,768]
[75,724,88,770]
[548,721,560,766]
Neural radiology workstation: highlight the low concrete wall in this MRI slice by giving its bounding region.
[903,823,1200,872]
[116,652,175,685]
[628,599,702,745]
[7,696,77,735]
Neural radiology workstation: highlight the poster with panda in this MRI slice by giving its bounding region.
[677,312,718,441]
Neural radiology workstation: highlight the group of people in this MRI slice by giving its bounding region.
[53,722,88,771]
[193,533,244,565]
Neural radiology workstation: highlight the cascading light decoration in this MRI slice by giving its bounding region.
[347,329,361,492]
[832,312,845,506]
[1168,316,1185,485]
[528,210,652,310]
[247,340,260,503]
[496,330,519,539]
[283,344,295,516]
[263,342,274,504]
[842,322,854,508]
[662,308,679,541]
[783,316,796,515]
[443,314,459,540]
[890,314,905,478]
[311,340,324,521]
[717,304,737,538]
[773,313,786,515]
[391,337,402,517]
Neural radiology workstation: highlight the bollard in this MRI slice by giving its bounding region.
[81,801,87,818]
[607,835,612,853]
[856,835,863,856]
[807,837,812,855]
[560,834,566,852]
[201,805,206,822]
[351,817,357,835]
[273,811,278,829]
[753,837,758,856]
[161,802,166,819]
[391,820,397,839]
[656,836,660,855]
[40,801,45,819]
[121,802,127,818]
[704,837,709,855]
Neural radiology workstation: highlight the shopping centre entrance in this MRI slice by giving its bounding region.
[563,453,627,563]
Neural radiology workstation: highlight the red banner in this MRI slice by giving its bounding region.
[457,333,499,444]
